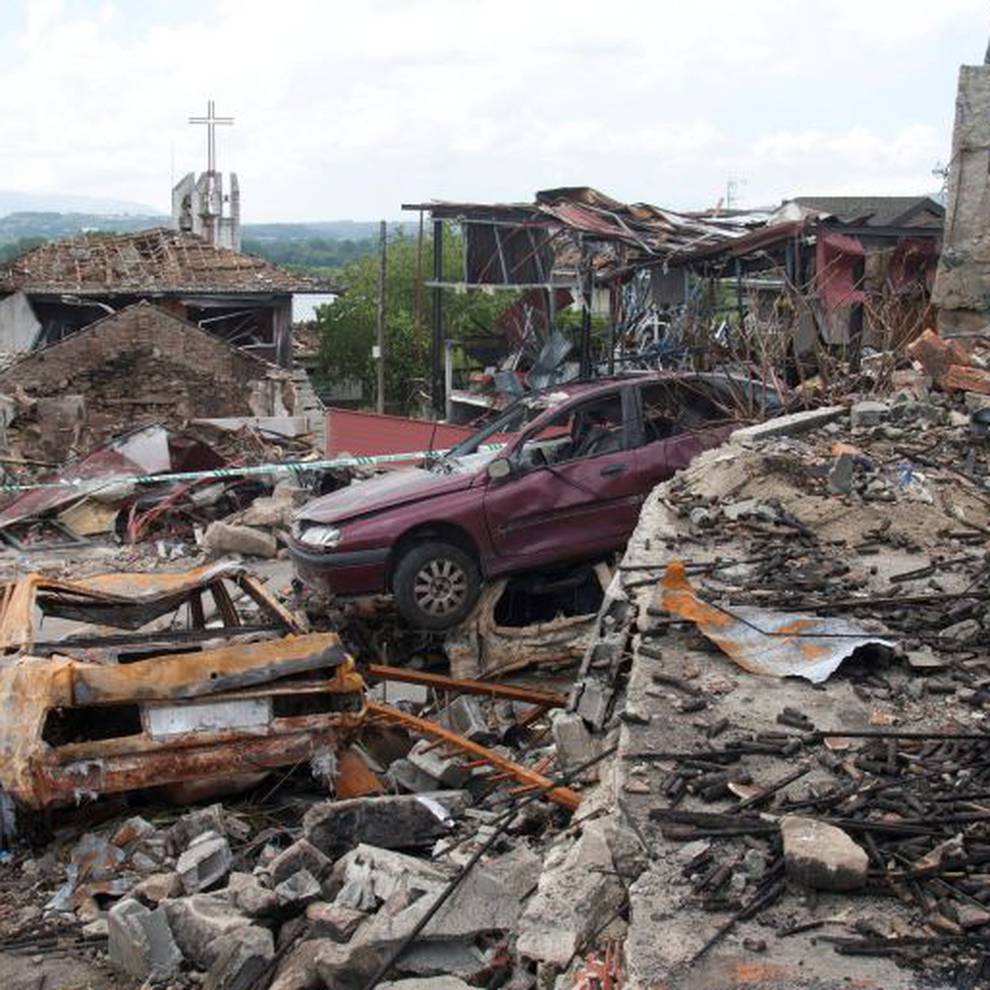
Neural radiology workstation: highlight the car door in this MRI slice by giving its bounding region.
[632,378,736,491]
[483,387,642,567]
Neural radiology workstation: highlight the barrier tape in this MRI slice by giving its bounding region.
[0,443,507,495]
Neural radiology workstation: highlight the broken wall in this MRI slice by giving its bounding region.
[0,301,293,454]
[934,62,990,337]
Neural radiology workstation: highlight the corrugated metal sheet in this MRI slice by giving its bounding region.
[660,561,894,684]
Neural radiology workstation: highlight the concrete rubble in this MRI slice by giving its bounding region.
[9,367,990,990]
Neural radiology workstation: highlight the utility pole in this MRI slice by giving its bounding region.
[376,220,386,414]
[431,220,444,417]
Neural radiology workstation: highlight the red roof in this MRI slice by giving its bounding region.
[326,408,481,461]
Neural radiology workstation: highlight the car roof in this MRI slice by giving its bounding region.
[529,371,704,400]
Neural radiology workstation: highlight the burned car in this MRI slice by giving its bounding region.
[290,372,782,630]
[0,562,365,816]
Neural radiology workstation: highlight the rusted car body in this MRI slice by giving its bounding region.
[0,562,365,811]
[290,372,773,628]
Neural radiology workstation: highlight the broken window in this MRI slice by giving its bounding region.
[516,393,625,469]
[638,381,725,441]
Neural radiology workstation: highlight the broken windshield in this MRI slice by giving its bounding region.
[441,392,570,463]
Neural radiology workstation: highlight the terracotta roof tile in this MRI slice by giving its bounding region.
[0,227,330,295]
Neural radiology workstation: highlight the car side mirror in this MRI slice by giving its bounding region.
[487,458,513,481]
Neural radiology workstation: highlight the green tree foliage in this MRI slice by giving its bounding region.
[0,236,46,263]
[241,236,376,269]
[317,225,511,413]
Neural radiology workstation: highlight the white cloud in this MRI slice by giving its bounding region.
[0,0,982,218]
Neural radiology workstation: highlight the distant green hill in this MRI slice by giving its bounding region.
[0,213,416,269]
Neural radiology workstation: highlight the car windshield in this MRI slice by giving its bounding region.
[437,391,573,467]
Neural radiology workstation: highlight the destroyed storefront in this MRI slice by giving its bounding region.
[674,196,944,380]
[0,227,332,367]
[402,187,747,419]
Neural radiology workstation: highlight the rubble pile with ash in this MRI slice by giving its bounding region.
[0,674,606,990]
[562,384,990,989]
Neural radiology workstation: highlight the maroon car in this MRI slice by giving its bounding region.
[289,373,773,629]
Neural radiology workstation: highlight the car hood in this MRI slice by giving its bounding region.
[295,466,479,526]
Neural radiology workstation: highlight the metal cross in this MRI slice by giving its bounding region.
[188,99,234,174]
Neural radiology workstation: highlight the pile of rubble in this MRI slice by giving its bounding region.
[0,676,613,990]
[555,379,990,989]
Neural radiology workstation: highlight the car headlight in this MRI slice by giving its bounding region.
[297,524,342,549]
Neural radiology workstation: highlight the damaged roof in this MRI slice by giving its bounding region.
[404,186,747,263]
[783,195,945,227]
[0,227,330,296]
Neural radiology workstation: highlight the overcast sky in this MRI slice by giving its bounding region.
[0,0,986,222]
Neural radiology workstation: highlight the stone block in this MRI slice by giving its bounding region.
[108,897,182,982]
[942,364,990,395]
[111,816,158,849]
[385,758,441,794]
[168,803,238,852]
[163,893,254,968]
[204,924,275,990]
[303,794,466,857]
[729,405,844,443]
[516,818,630,966]
[379,980,473,990]
[397,941,489,983]
[907,328,970,381]
[268,838,333,887]
[315,854,526,990]
[827,452,854,494]
[177,830,233,894]
[274,868,322,913]
[269,937,336,990]
[849,400,890,428]
[131,871,182,906]
[439,695,496,745]
[551,712,600,774]
[406,739,470,788]
[305,901,366,942]
[330,844,450,905]
[203,521,278,558]
[227,871,279,918]
[780,816,868,892]
[239,496,294,529]
[573,677,611,730]
[940,618,982,643]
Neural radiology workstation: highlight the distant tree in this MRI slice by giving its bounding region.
[242,235,378,269]
[0,236,46,264]
[317,225,511,414]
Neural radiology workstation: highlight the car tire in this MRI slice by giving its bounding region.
[393,541,481,630]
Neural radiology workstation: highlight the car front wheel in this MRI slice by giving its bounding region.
[392,541,481,630]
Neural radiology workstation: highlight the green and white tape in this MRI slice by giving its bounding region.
[0,443,506,495]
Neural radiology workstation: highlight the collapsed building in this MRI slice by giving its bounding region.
[405,188,944,420]
[0,226,330,367]
[0,301,296,462]
[0,43,987,990]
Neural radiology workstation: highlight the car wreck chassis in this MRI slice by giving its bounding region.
[0,561,366,811]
